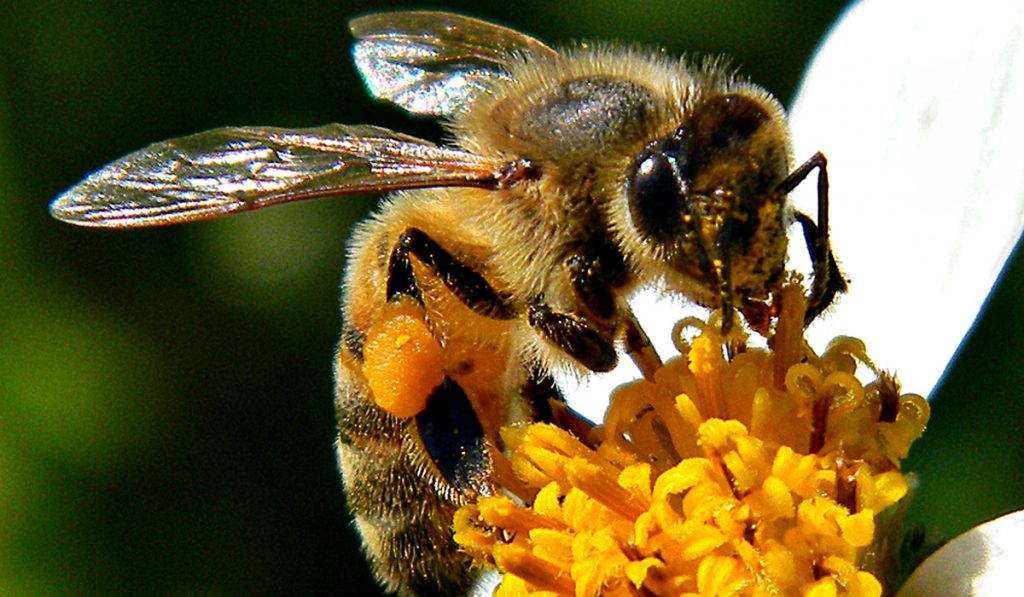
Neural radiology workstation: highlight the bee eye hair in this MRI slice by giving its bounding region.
[627,145,688,243]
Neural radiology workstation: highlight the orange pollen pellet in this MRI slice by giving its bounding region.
[362,305,445,419]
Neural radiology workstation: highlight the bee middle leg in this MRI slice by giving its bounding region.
[565,240,661,379]
[527,303,617,372]
[778,151,848,323]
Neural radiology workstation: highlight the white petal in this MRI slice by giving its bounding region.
[469,570,501,597]
[897,509,1024,596]
[789,0,1024,398]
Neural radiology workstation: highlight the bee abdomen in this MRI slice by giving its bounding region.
[336,400,478,595]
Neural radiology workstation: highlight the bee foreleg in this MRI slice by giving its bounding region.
[389,228,517,319]
[793,212,846,323]
[778,152,847,323]
[528,303,617,372]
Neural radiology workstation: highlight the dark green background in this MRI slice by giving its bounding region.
[1,1,1020,594]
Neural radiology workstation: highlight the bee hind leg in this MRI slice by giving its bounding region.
[388,227,516,319]
[416,376,490,494]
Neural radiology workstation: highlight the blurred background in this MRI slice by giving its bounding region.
[1,0,1021,594]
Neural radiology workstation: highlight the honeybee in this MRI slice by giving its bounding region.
[50,11,845,596]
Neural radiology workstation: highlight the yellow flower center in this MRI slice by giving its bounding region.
[455,282,929,596]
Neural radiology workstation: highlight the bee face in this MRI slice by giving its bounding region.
[49,11,844,594]
[624,91,792,312]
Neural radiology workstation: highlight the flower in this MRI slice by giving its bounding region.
[456,283,928,595]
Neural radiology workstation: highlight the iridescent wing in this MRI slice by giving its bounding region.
[350,11,556,116]
[50,124,510,228]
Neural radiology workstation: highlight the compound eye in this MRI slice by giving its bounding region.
[627,150,686,243]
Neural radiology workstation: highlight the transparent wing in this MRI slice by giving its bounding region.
[350,11,555,116]
[50,124,508,228]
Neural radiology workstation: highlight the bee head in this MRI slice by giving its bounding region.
[625,92,791,324]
